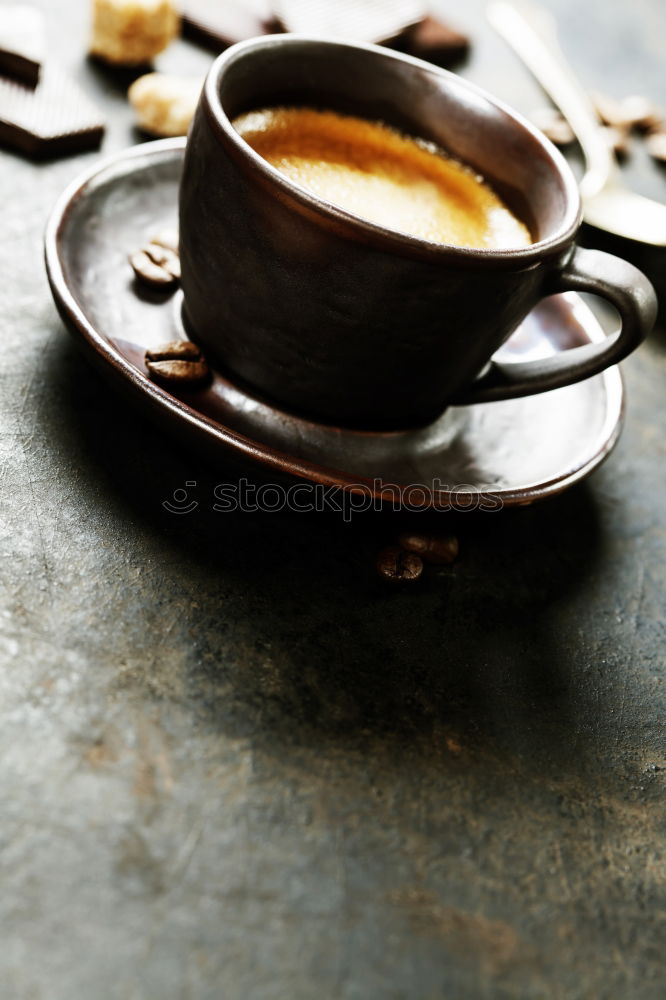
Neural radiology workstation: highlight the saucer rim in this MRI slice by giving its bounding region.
[44,137,625,509]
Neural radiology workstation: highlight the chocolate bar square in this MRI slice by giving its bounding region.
[0,65,105,159]
[0,5,45,88]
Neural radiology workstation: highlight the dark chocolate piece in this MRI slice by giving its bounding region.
[271,0,424,46]
[0,5,44,88]
[0,64,105,159]
[401,15,471,67]
[179,0,278,52]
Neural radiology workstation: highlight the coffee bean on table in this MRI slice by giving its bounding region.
[619,95,663,133]
[129,239,180,288]
[376,546,423,583]
[145,341,210,387]
[591,91,662,134]
[646,131,666,164]
[602,125,631,161]
[398,533,459,565]
[530,108,575,147]
[590,91,627,129]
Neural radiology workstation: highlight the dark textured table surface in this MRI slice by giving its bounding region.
[1,1,665,997]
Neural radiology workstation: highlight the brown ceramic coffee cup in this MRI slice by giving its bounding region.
[179,35,657,429]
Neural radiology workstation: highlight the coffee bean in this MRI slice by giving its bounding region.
[398,532,459,565]
[602,125,631,161]
[376,546,423,583]
[591,91,663,135]
[590,91,627,129]
[145,340,200,361]
[619,94,663,133]
[145,341,210,387]
[129,240,180,288]
[646,131,666,164]
[530,108,575,147]
[150,229,179,254]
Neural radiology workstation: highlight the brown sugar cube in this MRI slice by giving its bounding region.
[128,72,202,136]
[90,0,180,66]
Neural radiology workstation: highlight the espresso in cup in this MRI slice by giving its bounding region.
[179,36,656,428]
[233,107,531,250]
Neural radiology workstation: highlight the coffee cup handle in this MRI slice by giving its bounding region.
[453,247,657,404]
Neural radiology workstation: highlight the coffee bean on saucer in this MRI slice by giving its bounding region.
[129,240,180,287]
[398,532,459,565]
[646,131,666,164]
[146,358,210,385]
[150,228,179,253]
[530,108,575,147]
[376,546,423,583]
[145,340,200,361]
[145,341,210,386]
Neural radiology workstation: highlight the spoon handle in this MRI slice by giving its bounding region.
[487,0,614,198]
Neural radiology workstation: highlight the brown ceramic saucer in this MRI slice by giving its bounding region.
[45,138,624,509]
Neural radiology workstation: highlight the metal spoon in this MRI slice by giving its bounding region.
[487,0,666,247]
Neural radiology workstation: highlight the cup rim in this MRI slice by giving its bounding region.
[202,34,582,266]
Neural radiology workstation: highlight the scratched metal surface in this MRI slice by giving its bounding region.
[0,1,665,998]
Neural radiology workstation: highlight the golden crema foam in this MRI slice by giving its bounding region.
[233,107,531,250]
